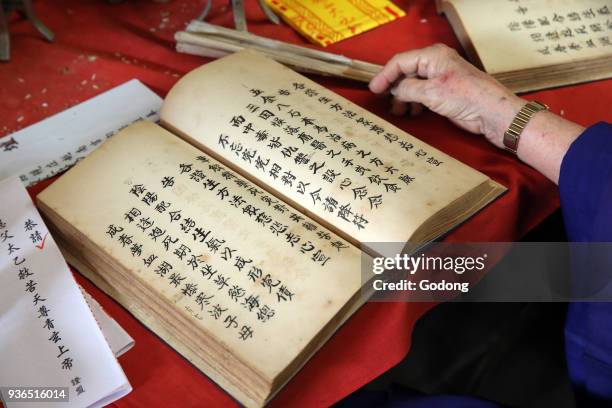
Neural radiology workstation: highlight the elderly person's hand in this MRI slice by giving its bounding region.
[370,44,585,184]
[369,43,523,149]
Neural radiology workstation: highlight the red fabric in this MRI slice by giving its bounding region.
[3,0,611,406]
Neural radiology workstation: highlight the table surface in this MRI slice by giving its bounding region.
[3,0,611,406]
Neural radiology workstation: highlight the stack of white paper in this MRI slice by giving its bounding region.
[0,177,132,408]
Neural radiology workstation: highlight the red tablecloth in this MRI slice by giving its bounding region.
[2,0,611,406]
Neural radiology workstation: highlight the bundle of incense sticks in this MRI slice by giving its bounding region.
[175,21,382,83]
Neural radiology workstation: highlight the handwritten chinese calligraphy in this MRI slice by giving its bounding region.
[0,177,131,406]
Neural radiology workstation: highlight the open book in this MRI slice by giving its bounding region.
[37,51,505,407]
[436,0,612,93]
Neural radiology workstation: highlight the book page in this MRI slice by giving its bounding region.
[0,177,131,408]
[37,121,364,384]
[442,0,612,74]
[160,51,492,247]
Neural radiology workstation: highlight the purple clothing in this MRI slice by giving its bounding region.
[340,122,612,407]
[560,122,612,402]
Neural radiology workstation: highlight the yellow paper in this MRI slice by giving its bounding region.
[265,0,406,46]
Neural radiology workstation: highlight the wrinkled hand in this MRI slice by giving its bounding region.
[369,44,525,148]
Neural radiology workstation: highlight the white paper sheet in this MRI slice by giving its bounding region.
[0,177,131,408]
[0,79,163,187]
[81,288,135,358]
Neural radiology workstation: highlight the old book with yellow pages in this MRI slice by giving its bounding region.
[37,50,505,407]
[437,0,612,92]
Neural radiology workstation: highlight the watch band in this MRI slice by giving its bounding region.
[503,101,549,154]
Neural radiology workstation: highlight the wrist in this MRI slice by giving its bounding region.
[482,94,525,148]
[515,111,584,184]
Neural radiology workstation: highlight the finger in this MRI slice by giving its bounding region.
[390,77,432,107]
[409,102,424,116]
[369,50,422,94]
[390,97,408,116]
[370,43,459,95]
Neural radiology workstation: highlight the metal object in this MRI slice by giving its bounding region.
[0,0,54,62]
[196,0,279,32]
[231,0,247,31]
[258,0,279,25]
[503,100,549,154]
[196,0,213,21]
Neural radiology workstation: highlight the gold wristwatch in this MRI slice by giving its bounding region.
[503,101,549,154]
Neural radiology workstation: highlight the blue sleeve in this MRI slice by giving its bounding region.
[559,122,612,401]
[559,122,612,242]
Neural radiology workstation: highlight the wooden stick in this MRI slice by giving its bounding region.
[176,42,349,79]
[176,42,229,59]
[175,31,375,82]
[181,21,382,80]
[186,21,353,65]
